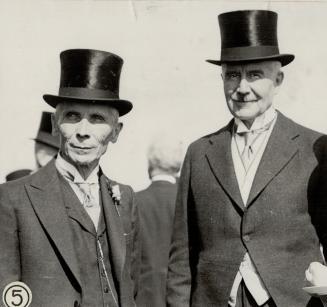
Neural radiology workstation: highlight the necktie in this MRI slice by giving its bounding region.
[76,182,96,208]
[239,131,260,171]
[237,119,275,172]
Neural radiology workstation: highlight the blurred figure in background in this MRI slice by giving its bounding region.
[5,111,59,181]
[34,111,60,168]
[136,134,184,307]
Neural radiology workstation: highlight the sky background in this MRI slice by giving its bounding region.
[0,0,326,190]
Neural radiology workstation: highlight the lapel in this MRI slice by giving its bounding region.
[25,160,81,290]
[99,174,126,285]
[246,112,299,207]
[205,120,244,211]
[58,176,97,236]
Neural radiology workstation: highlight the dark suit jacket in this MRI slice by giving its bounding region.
[0,160,140,307]
[167,112,327,307]
[136,180,178,307]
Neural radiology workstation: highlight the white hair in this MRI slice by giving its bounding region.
[147,133,184,178]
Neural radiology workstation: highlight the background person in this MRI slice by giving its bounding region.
[136,134,183,307]
[5,111,59,181]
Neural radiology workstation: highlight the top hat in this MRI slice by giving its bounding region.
[207,10,294,66]
[34,111,60,149]
[43,49,133,116]
[6,169,32,182]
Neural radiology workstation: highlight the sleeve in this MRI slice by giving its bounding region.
[166,148,192,307]
[0,185,21,294]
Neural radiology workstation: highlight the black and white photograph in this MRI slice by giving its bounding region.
[0,1,327,306]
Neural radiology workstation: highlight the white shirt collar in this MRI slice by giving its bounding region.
[55,153,100,184]
[151,174,176,184]
[234,106,277,134]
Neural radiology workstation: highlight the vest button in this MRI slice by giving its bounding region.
[243,235,250,242]
[104,286,109,293]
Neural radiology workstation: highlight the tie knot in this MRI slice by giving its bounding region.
[238,131,258,147]
[75,182,95,208]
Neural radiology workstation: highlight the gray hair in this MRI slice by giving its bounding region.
[147,133,184,178]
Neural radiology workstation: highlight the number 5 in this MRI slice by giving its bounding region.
[11,289,23,306]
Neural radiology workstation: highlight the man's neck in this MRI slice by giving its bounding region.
[151,174,176,184]
[75,163,98,180]
[60,153,100,180]
[242,119,255,129]
[236,106,276,131]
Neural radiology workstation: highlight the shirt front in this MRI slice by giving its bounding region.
[55,153,101,230]
[229,107,277,306]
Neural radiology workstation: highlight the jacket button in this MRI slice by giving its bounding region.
[104,286,109,293]
[243,235,250,242]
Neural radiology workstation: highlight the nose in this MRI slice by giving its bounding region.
[237,78,250,95]
[76,118,90,139]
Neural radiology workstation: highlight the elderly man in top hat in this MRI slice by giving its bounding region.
[167,10,327,307]
[0,49,140,307]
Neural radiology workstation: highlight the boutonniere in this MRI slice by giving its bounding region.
[111,184,121,204]
[106,179,122,216]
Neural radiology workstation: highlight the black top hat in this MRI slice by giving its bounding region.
[34,111,60,149]
[6,169,32,182]
[207,10,294,66]
[43,49,133,116]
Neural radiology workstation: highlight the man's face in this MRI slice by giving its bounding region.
[221,61,284,122]
[52,102,122,168]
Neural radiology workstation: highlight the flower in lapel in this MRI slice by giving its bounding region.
[106,179,122,217]
[111,184,121,205]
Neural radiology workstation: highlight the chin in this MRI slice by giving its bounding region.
[69,154,98,167]
[234,109,259,121]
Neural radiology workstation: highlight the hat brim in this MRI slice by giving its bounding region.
[206,54,295,67]
[33,134,60,149]
[43,94,133,117]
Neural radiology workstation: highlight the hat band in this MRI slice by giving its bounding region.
[59,87,119,99]
[220,45,280,61]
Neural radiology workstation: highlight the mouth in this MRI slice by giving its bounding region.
[232,99,258,103]
[70,144,94,150]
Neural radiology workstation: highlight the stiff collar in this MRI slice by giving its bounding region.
[55,153,100,184]
[151,174,176,184]
[234,106,277,134]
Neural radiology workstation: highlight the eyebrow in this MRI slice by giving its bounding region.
[224,70,241,74]
[63,110,80,115]
[247,69,264,74]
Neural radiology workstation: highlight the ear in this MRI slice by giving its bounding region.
[51,113,59,136]
[275,71,284,87]
[111,122,123,144]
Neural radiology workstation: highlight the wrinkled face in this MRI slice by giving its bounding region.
[52,102,122,168]
[221,61,284,122]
